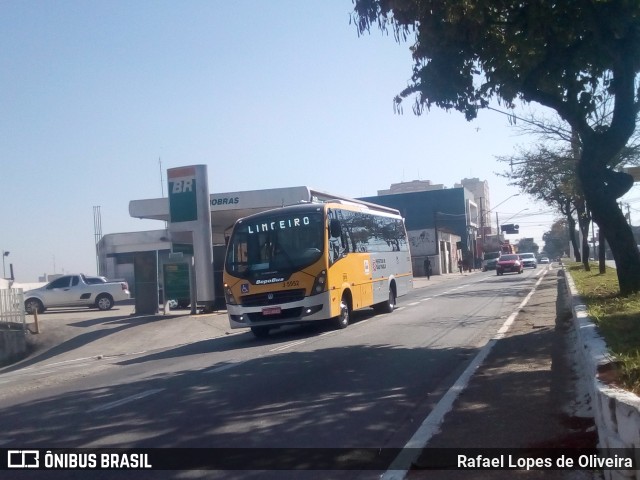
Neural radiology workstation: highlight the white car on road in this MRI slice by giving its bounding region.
[518,253,537,268]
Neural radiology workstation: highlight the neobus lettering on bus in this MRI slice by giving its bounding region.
[247,216,310,234]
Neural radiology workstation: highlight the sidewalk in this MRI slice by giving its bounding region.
[406,268,599,479]
[412,269,479,289]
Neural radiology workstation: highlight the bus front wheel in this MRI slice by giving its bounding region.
[334,296,350,329]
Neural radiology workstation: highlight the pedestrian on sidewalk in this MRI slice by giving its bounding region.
[457,259,463,274]
[424,257,432,280]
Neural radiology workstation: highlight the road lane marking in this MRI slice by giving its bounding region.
[88,388,165,413]
[269,340,306,352]
[382,270,548,479]
[319,331,337,337]
[206,361,248,374]
[19,356,100,371]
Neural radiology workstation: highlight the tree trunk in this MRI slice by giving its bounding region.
[567,213,581,262]
[572,59,640,294]
[575,202,590,271]
[578,159,640,295]
[595,201,638,294]
[581,233,590,271]
[598,226,606,274]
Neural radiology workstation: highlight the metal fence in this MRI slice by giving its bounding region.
[0,288,25,330]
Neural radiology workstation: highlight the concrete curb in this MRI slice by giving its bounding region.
[564,268,640,480]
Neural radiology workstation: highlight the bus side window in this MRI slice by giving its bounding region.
[329,218,345,264]
[329,218,342,238]
[341,232,350,253]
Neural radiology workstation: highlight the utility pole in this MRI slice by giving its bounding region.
[93,206,103,275]
[479,197,486,245]
[626,203,632,226]
[433,211,439,254]
[2,251,9,279]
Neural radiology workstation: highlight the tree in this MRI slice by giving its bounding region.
[543,219,572,260]
[498,110,640,269]
[353,1,640,294]
[515,237,538,255]
[497,140,586,264]
[495,116,589,267]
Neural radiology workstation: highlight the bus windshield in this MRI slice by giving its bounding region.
[225,210,325,280]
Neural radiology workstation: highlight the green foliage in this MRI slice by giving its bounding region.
[543,219,571,258]
[568,263,640,394]
[352,1,640,124]
[515,237,538,254]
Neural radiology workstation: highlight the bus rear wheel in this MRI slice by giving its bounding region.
[334,296,350,329]
[374,286,396,314]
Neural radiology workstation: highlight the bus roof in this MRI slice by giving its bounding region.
[321,198,401,216]
[233,200,403,228]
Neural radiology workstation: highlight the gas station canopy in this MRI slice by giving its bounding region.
[129,186,379,244]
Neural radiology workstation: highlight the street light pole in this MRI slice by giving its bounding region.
[2,251,9,279]
[480,193,521,249]
[482,193,521,240]
[479,197,486,245]
[495,208,530,245]
[504,208,530,224]
[493,193,521,208]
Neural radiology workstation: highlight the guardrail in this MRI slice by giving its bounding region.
[0,287,25,330]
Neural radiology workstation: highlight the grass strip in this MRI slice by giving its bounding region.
[567,262,640,395]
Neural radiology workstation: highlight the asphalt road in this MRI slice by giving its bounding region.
[0,266,576,479]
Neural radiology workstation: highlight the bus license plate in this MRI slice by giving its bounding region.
[262,306,281,316]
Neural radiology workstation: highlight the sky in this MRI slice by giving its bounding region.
[2,1,637,281]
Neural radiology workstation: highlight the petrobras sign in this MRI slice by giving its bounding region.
[208,186,312,212]
[167,166,198,223]
[210,196,240,206]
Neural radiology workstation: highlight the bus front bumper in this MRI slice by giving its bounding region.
[227,291,332,329]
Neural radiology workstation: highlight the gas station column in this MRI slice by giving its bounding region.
[167,165,215,310]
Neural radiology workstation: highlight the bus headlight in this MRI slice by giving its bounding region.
[311,270,327,295]
[224,284,237,305]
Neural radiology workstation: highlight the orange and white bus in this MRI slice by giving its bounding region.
[223,200,413,337]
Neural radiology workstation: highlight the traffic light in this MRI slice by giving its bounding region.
[501,224,519,234]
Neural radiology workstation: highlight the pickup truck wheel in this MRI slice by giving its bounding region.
[96,294,114,311]
[25,298,44,315]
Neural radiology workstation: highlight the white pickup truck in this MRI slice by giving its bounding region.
[24,274,130,314]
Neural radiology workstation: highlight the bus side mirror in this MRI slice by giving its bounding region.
[329,219,342,238]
